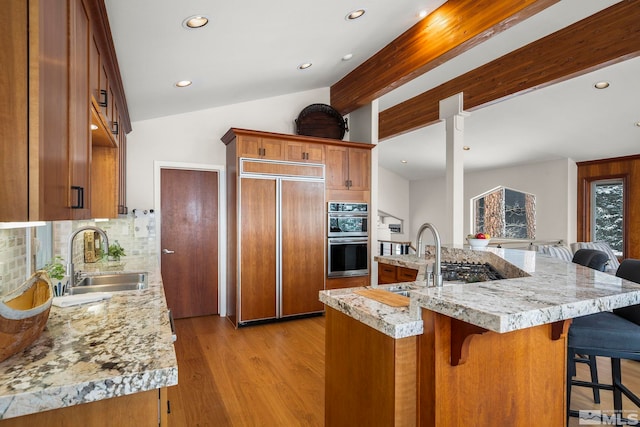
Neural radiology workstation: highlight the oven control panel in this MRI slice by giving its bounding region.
[328,202,368,213]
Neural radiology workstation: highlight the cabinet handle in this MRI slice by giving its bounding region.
[162,249,175,254]
[98,89,108,108]
[111,121,119,135]
[71,186,84,209]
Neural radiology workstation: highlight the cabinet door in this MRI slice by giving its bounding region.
[347,148,371,191]
[285,141,306,162]
[325,145,349,190]
[0,0,28,221]
[261,138,286,160]
[281,180,325,316]
[237,135,262,158]
[240,177,278,322]
[34,0,71,220]
[305,142,325,163]
[69,0,91,219]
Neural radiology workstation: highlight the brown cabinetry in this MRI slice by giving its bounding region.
[0,0,130,221]
[224,129,329,326]
[237,134,286,160]
[326,275,370,290]
[326,146,370,191]
[286,141,325,163]
[0,388,168,427]
[378,264,418,284]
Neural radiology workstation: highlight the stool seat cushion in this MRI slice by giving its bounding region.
[569,312,640,353]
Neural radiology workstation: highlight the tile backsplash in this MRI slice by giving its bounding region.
[0,228,28,295]
[0,210,157,296]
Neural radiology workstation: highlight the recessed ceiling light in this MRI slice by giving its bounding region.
[635,122,640,127]
[90,124,99,131]
[401,160,408,164]
[463,146,471,151]
[418,10,428,19]
[298,63,312,70]
[175,80,192,87]
[346,9,365,20]
[182,15,209,29]
[342,53,353,61]
[594,81,610,89]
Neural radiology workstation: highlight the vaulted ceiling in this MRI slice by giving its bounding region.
[104,0,639,180]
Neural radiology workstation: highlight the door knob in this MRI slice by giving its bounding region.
[162,249,175,254]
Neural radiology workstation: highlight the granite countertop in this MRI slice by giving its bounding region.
[320,247,640,339]
[0,257,178,420]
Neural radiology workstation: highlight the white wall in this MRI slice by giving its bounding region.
[126,88,329,208]
[408,158,577,245]
[378,166,411,241]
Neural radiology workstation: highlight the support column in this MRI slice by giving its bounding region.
[349,100,379,286]
[439,93,469,246]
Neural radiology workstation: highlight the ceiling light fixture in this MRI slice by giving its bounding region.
[401,160,408,164]
[463,146,471,151]
[175,80,192,87]
[418,10,428,19]
[342,53,353,61]
[346,9,365,20]
[635,122,640,127]
[298,63,312,70]
[182,15,209,29]
[594,81,610,89]
[90,124,99,131]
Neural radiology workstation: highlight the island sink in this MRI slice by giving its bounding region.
[69,272,148,294]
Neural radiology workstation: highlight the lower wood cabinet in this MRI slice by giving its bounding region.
[326,275,370,290]
[0,388,169,427]
[378,264,418,284]
[325,308,417,426]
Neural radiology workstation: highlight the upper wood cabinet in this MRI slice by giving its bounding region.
[286,141,325,163]
[0,0,130,222]
[325,146,371,191]
[237,135,286,160]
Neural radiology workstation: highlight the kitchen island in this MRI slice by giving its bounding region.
[0,258,177,426]
[320,247,640,426]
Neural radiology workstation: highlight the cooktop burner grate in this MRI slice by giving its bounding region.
[441,262,505,283]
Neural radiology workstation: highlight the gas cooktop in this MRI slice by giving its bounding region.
[441,262,505,283]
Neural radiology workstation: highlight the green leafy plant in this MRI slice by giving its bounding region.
[43,256,66,280]
[107,241,126,260]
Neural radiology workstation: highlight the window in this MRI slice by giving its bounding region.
[472,186,536,239]
[591,179,624,256]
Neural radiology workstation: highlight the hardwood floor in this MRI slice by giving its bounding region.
[167,314,640,426]
[168,315,325,426]
[569,357,640,426]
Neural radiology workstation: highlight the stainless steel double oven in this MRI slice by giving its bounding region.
[327,202,369,278]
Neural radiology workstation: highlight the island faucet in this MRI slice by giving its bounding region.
[66,226,109,287]
[416,222,443,287]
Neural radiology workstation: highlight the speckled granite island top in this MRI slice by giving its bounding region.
[320,247,640,339]
[0,257,178,420]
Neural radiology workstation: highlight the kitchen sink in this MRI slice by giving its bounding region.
[69,272,148,294]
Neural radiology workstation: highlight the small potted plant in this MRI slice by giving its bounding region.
[107,241,126,262]
[43,256,67,296]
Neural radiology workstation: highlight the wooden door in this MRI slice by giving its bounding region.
[237,135,262,158]
[325,145,349,190]
[305,142,325,163]
[239,177,277,322]
[161,169,219,319]
[261,138,286,160]
[281,180,325,316]
[347,148,371,191]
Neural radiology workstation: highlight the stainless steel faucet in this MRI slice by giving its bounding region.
[66,226,109,287]
[416,223,443,287]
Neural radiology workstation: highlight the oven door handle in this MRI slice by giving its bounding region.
[328,237,368,244]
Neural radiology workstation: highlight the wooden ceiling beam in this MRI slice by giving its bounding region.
[379,0,640,140]
[329,0,559,115]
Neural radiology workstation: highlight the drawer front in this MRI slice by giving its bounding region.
[396,267,418,282]
[378,264,397,284]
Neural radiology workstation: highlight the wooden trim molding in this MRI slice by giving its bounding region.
[330,0,558,115]
[379,0,640,140]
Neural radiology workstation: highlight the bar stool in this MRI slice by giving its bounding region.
[567,259,640,425]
